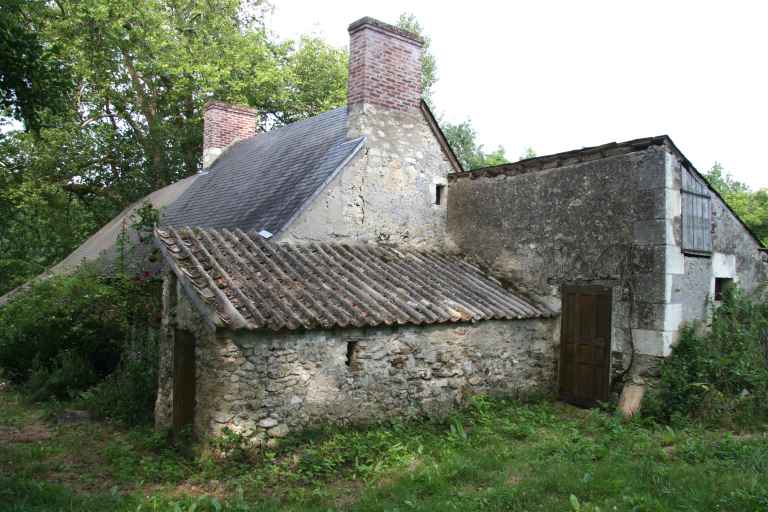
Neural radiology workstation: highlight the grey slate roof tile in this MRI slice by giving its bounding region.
[155,227,555,332]
[162,107,363,234]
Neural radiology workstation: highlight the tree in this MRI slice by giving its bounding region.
[520,147,537,160]
[0,0,74,136]
[396,13,437,105]
[0,0,349,295]
[442,120,509,171]
[267,36,348,123]
[704,163,768,244]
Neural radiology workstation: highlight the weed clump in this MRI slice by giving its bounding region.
[0,266,161,424]
[644,287,768,427]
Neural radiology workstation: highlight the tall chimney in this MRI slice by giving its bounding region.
[202,101,259,169]
[347,17,423,113]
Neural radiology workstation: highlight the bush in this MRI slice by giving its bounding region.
[645,287,768,427]
[0,267,122,385]
[0,265,161,423]
[79,329,160,425]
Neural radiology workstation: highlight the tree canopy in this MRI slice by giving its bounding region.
[0,0,348,295]
[704,163,768,244]
[442,120,508,170]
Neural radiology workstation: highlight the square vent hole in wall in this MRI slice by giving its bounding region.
[435,184,445,205]
[345,338,362,371]
[715,277,734,302]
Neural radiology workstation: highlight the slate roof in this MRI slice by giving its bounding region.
[155,227,554,332]
[162,107,364,235]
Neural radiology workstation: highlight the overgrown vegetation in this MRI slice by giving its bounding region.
[705,163,768,245]
[0,0,350,296]
[0,267,160,424]
[2,288,767,510]
[645,288,768,427]
[0,199,162,424]
[1,391,767,511]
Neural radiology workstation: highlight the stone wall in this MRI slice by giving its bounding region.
[666,151,768,325]
[279,103,453,249]
[448,147,671,378]
[155,269,220,430]
[155,286,559,440]
[447,144,768,380]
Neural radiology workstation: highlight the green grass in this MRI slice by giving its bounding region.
[1,390,767,511]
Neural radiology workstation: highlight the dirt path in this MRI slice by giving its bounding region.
[0,422,52,443]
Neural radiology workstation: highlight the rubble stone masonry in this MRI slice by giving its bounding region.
[156,282,558,441]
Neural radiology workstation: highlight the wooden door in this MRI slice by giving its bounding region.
[172,329,196,432]
[559,286,612,407]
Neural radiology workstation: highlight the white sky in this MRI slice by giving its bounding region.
[268,0,768,190]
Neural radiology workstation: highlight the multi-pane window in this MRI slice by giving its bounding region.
[681,169,712,255]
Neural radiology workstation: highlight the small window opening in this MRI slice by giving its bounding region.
[435,184,445,205]
[714,277,734,302]
[345,340,359,367]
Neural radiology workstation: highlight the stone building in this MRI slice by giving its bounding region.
[5,16,765,436]
[449,137,768,404]
[153,228,554,437]
[151,17,560,438]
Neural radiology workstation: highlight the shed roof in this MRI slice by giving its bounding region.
[155,227,553,332]
[162,107,364,235]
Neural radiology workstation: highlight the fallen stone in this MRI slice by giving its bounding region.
[269,424,289,438]
[57,409,90,424]
[258,417,278,428]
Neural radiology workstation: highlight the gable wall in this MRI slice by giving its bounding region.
[448,147,671,379]
[278,104,452,249]
[665,151,768,325]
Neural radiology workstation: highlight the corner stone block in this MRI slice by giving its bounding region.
[631,273,668,303]
[635,151,667,190]
[664,152,682,191]
[632,329,677,357]
[635,189,667,220]
[665,246,685,275]
[666,189,682,219]
[633,219,669,246]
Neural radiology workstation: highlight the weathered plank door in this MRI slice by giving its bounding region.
[559,286,612,407]
[172,329,196,432]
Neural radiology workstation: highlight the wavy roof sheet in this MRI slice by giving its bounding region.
[155,227,553,332]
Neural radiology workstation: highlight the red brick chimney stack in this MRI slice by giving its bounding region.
[202,101,259,169]
[347,17,424,113]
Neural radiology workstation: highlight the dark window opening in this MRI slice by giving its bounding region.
[435,184,445,205]
[345,340,359,367]
[715,277,734,302]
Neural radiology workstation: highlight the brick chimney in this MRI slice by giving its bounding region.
[202,101,259,169]
[347,17,423,113]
